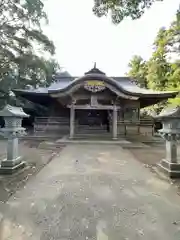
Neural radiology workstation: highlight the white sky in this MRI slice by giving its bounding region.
[43,0,180,76]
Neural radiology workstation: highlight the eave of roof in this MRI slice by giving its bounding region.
[13,73,179,99]
[13,89,49,95]
[48,74,178,98]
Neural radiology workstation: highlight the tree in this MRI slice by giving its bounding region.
[147,12,180,91]
[127,28,171,91]
[0,0,60,107]
[127,55,148,88]
[165,10,180,56]
[127,15,180,114]
[93,0,163,24]
[147,27,171,90]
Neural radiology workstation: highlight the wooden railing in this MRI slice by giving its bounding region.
[34,117,70,133]
[33,116,155,136]
[117,118,154,135]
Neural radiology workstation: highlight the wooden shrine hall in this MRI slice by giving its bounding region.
[14,64,178,139]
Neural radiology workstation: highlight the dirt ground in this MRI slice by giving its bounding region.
[126,135,180,195]
[2,144,180,240]
[0,132,179,204]
[116,131,164,164]
[0,133,168,205]
[0,139,65,203]
[128,144,165,166]
[124,132,180,168]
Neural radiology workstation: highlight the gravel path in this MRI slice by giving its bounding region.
[1,144,180,239]
[0,139,64,202]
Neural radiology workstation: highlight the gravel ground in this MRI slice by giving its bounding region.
[128,144,165,166]
[0,139,65,203]
[128,141,180,194]
[1,144,180,240]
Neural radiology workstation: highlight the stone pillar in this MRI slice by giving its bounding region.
[112,105,118,140]
[166,137,177,163]
[155,106,180,178]
[158,132,180,178]
[70,104,75,139]
[1,135,22,169]
[0,105,29,174]
[7,137,19,161]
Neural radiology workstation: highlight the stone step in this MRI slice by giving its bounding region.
[77,125,108,131]
[74,133,112,138]
[77,128,108,131]
[76,131,109,135]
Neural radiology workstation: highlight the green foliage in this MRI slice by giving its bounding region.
[146,27,171,90]
[127,55,148,88]
[127,11,180,113]
[0,0,60,108]
[146,60,170,91]
[93,0,163,24]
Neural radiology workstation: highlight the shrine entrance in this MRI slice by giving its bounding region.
[68,104,119,139]
[76,109,108,127]
[64,73,127,139]
[75,109,110,135]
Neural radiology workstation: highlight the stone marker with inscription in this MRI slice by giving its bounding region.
[0,105,29,174]
[156,106,180,178]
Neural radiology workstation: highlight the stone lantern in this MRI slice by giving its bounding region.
[156,106,180,178]
[0,105,29,174]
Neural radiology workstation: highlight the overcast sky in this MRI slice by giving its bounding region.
[43,0,179,76]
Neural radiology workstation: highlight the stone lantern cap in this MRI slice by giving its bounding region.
[155,105,180,120]
[156,105,180,134]
[0,105,29,118]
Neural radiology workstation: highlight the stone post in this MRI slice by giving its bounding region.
[112,105,118,140]
[70,104,75,139]
[158,131,180,178]
[5,136,20,167]
[0,105,29,174]
[165,135,177,163]
[155,106,180,178]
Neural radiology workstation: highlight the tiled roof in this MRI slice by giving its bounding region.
[13,71,178,97]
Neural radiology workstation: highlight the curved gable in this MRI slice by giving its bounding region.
[48,73,139,100]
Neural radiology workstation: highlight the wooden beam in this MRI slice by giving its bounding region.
[106,84,139,100]
[67,104,121,110]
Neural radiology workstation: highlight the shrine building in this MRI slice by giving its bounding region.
[13,65,178,139]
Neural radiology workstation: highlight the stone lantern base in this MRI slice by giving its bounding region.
[0,157,25,174]
[157,159,180,178]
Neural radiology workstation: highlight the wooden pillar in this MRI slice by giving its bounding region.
[112,105,118,140]
[137,107,140,134]
[121,107,126,135]
[70,104,75,139]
